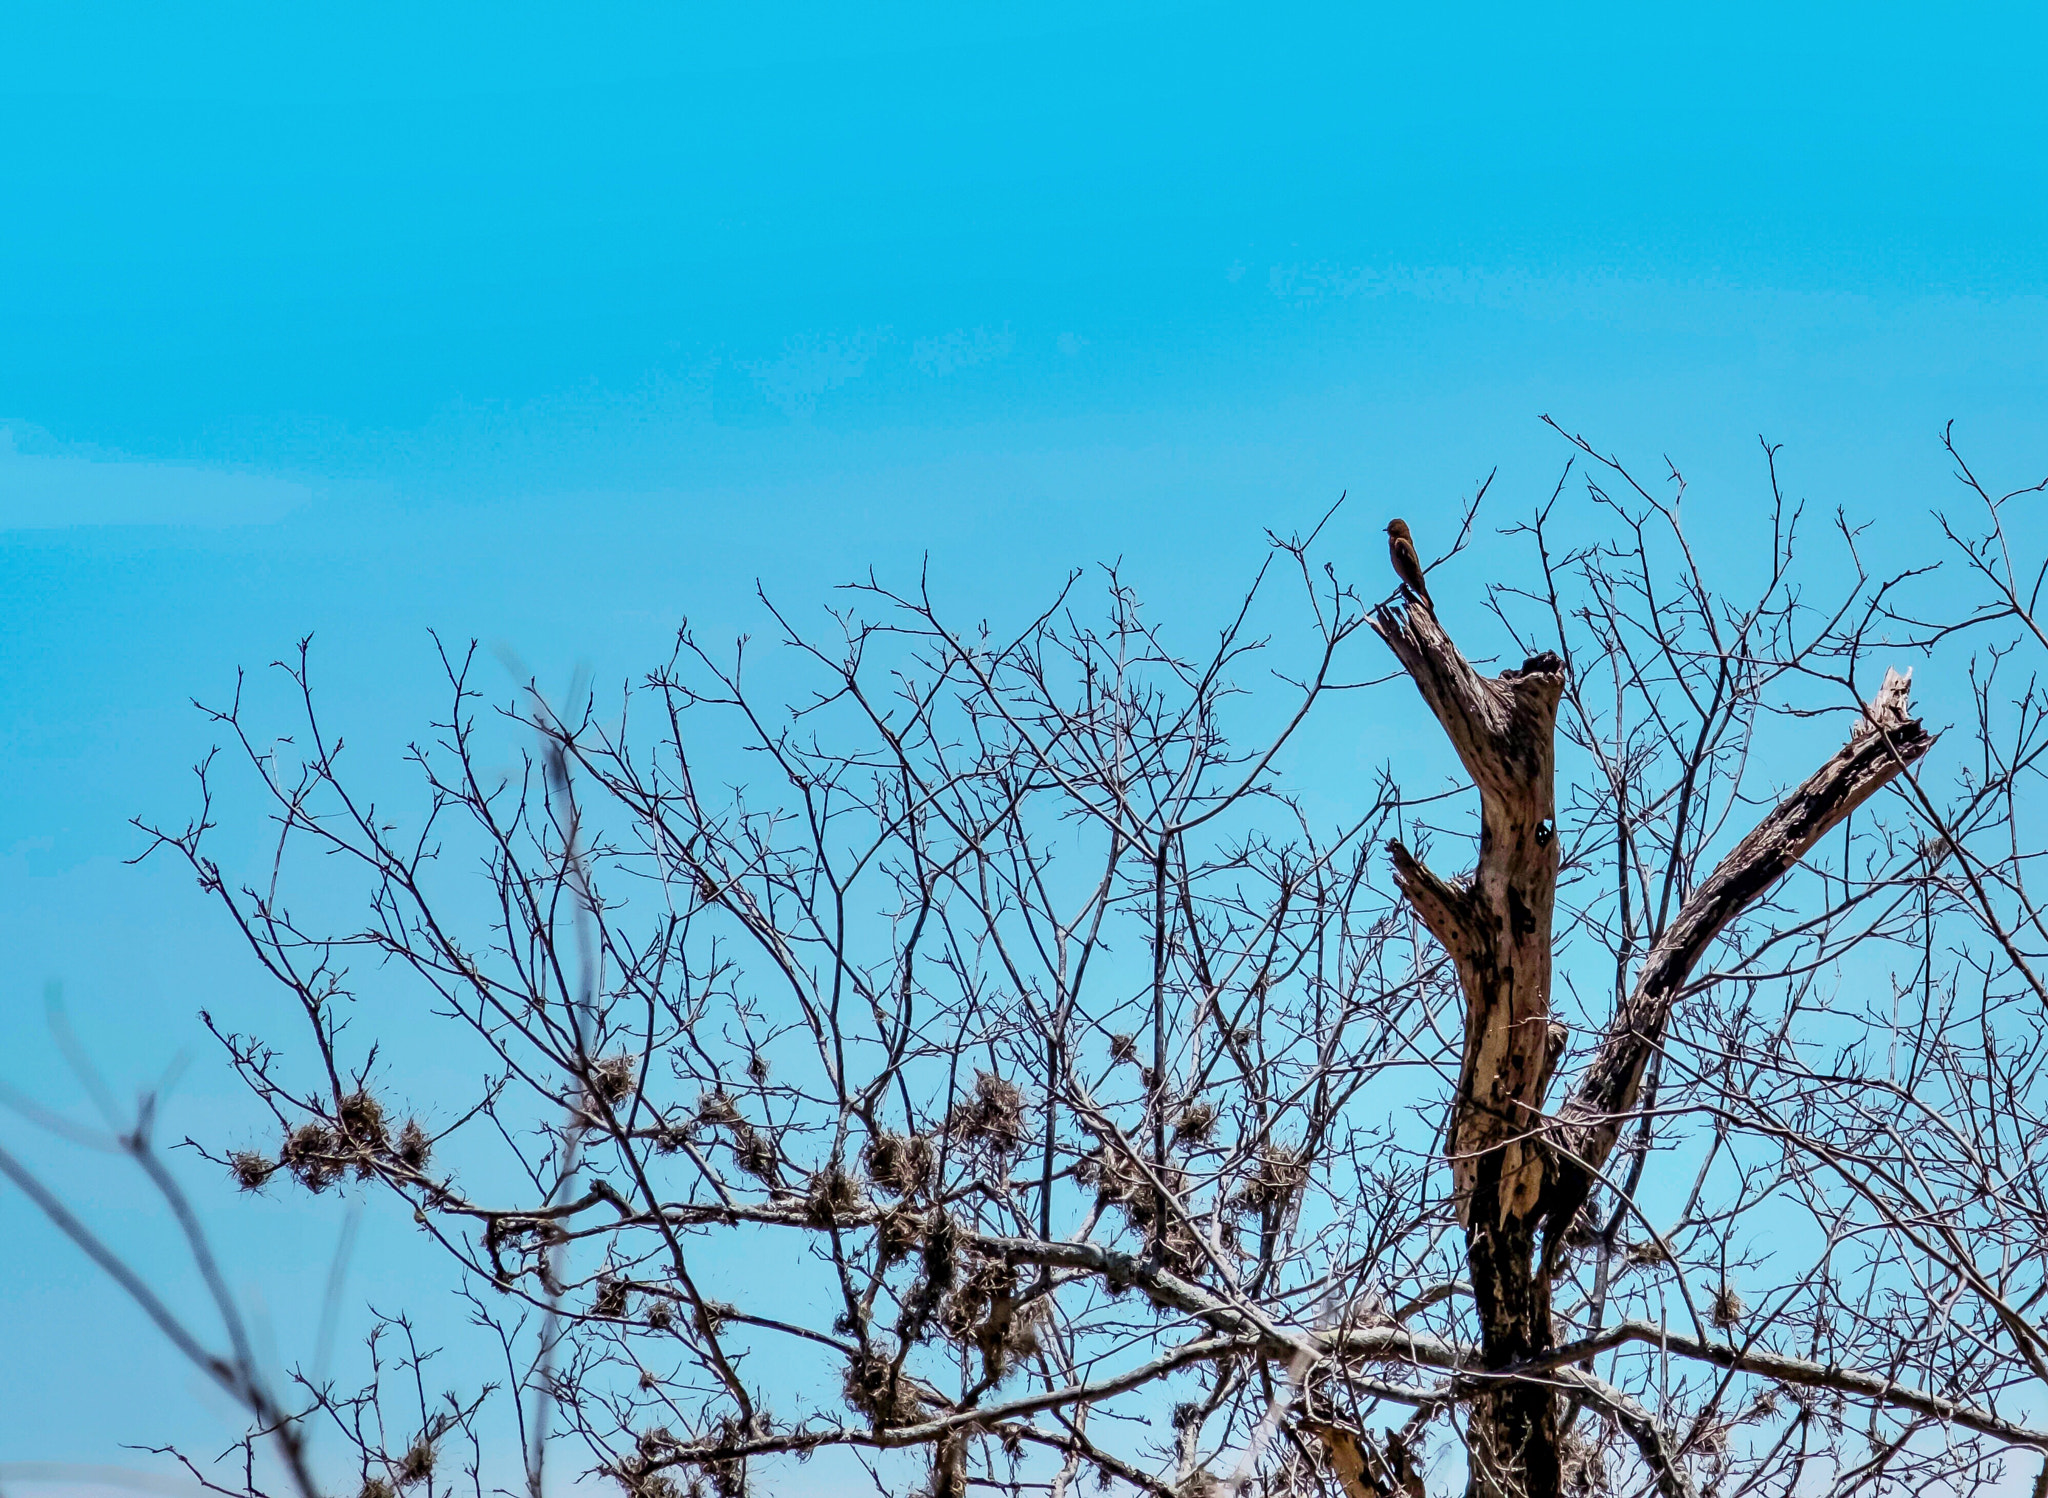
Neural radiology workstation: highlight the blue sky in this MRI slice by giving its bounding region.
[5,0,2048,1487]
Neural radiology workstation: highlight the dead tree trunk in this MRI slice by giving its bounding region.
[1373,583,1931,1498]
[1376,597,1569,1498]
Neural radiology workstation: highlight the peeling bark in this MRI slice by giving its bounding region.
[1376,578,1932,1498]
[1375,594,1569,1498]
[1304,1420,1427,1498]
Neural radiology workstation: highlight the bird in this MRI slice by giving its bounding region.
[1386,518,1432,608]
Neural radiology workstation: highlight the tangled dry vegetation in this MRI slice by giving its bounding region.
[18,428,2048,1498]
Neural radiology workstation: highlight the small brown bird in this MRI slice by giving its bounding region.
[1386,518,1432,607]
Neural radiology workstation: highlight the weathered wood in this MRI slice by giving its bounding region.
[1374,595,1569,1498]
[1373,601,1565,1220]
[1375,569,1932,1498]
[1304,1420,1427,1498]
[1551,667,1932,1209]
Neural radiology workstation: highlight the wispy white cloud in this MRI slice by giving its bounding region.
[738,330,892,420]
[0,424,311,530]
[910,324,1014,377]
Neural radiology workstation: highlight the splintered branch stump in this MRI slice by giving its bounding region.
[1371,583,1932,1498]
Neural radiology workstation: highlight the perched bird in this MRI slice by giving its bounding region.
[1386,518,1433,607]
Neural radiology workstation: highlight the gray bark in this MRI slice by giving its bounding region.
[1373,585,1932,1498]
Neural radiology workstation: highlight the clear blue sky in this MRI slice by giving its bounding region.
[5,1,2048,1487]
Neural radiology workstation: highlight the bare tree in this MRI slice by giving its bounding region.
[41,429,2046,1497]
[0,990,491,1498]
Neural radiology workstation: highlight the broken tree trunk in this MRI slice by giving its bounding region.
[1375,594,1568,1498]
[1372,578,1932,1498]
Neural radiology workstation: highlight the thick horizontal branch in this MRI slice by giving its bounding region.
[645,1295,2031,1492]
[485,1188,2042,1475]
[650,1334,1257,1465]
[1518,1319,2048,1453]
[656,1205,2043,1447]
